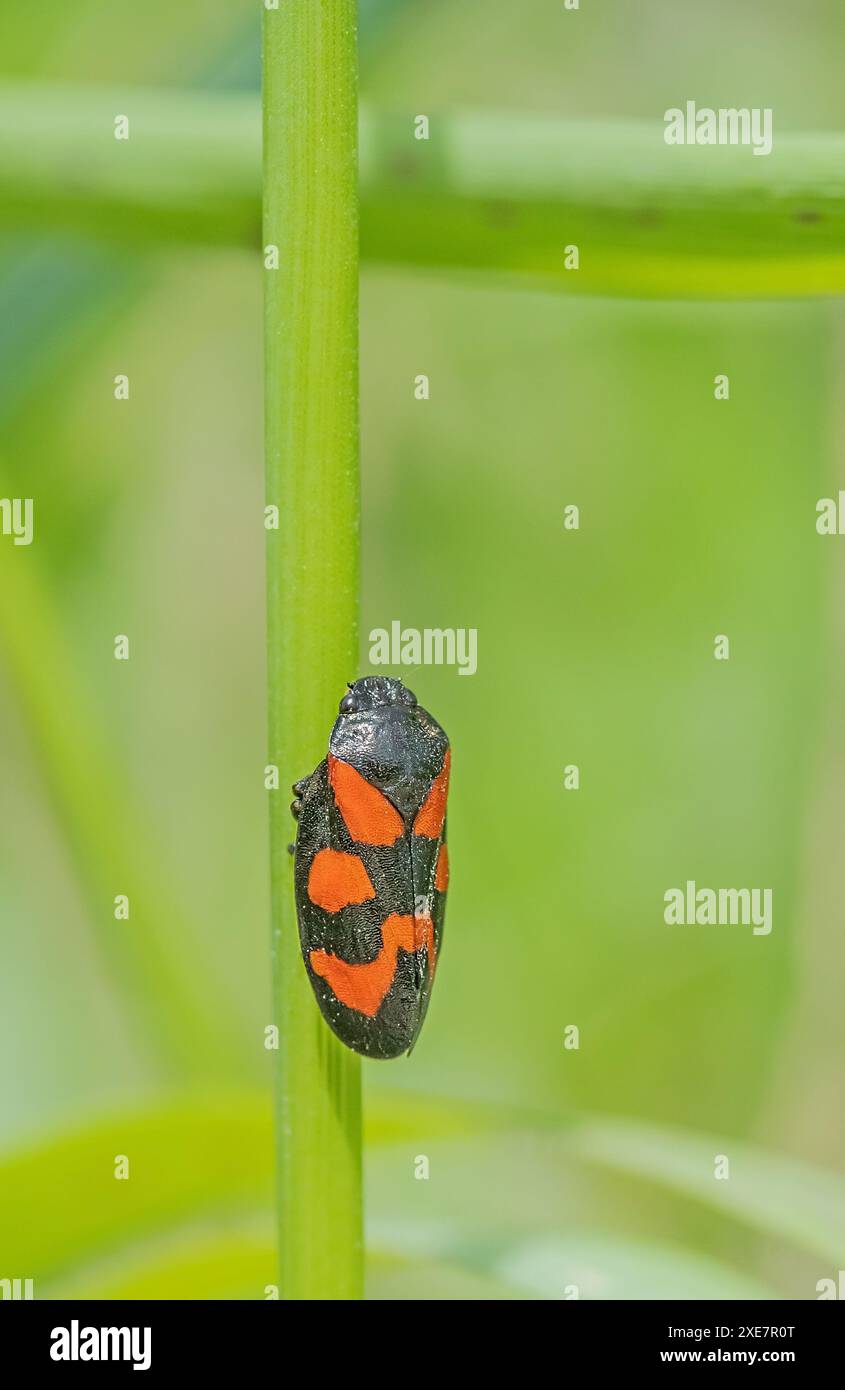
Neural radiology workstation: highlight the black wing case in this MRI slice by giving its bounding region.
[294,760,423,1059]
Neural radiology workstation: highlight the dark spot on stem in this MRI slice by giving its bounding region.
[634,207,662,227]
[794,209,822,224]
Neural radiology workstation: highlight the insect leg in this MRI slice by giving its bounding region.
[290,774,312,822]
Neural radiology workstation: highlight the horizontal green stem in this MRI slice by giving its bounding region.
[2,83,845,297]
[0,84,260,249]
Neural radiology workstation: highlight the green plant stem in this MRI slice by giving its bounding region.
[0,84,259,250]
[3,83,845,297]
[359,112,845,298]
[263,3,363,1300]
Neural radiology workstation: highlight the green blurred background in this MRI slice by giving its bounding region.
[1,0,844,1299]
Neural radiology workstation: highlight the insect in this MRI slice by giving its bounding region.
[291,676,450,1058]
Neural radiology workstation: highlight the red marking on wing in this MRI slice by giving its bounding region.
[435,842,449,892]
[328,755,404,845]
[310,912,436,1018]
[307,848,375,914]
[413,749,451,838]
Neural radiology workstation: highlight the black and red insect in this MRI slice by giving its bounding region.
[291,676,450,1059]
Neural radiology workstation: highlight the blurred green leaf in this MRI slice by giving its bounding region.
[0,1089,486,1291]
[567,1118,845,1267]
[489,1239,772,1301]
[489,1231,773,1300]
[0,1094,273,1286]
[54,1224,276,1300]
[369,1225,772,1299]
[2,1092,840,1298]
[366,1251,533,1300]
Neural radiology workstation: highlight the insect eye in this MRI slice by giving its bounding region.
[339,693,356,715]
[404,688,417,706]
